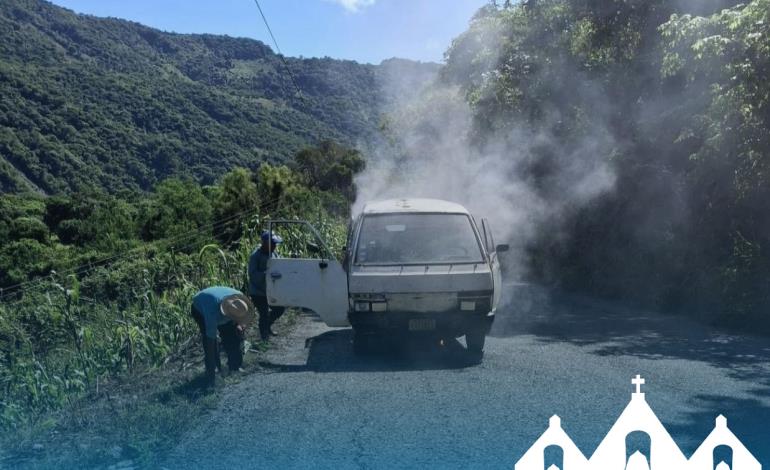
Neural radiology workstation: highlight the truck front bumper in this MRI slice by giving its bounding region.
[349,310,494,338]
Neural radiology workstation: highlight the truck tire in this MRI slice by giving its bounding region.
[465,328,486,355]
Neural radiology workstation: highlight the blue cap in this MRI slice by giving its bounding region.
[261,231,283,244]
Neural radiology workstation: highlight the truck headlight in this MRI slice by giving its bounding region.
[371,302,387,312]
[460,301,476,311]
[354,302,371,312]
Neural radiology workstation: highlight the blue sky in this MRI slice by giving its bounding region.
[48,0,489,64]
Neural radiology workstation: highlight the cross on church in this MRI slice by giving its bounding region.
[632,374,645,394]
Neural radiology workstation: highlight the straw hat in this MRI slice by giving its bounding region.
[220,293,256,326]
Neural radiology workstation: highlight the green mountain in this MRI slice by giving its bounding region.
[0,0,438,194]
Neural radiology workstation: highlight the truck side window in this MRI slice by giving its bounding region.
[268,221,333,260]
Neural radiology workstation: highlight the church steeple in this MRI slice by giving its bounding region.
[515,374,761,470]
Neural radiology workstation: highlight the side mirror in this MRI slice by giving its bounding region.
[496,244,509,253]
[306,242,321,254]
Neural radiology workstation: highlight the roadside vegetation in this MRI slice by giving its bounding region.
[2,0,770,464]
[0,141,362,464]
[442,0,769,327]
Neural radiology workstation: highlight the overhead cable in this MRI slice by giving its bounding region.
[251,0,305,100]
[0,196,286,301]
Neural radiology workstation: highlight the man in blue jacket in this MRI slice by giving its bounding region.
[248,230,286,341]
[191,286,255,386]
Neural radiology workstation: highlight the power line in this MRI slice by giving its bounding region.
[5,5,309,299]
[0,3,317,302]
[0,196,285,301]
[251,0,304,100]
[0,208,244,298]
[0,221,245,308]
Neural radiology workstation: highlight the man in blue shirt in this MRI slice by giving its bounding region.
[248,231,286,341]
[191,286,255,386]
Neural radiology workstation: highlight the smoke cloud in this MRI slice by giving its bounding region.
[358,65,617,281]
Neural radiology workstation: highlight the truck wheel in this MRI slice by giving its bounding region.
[465,328,486,355]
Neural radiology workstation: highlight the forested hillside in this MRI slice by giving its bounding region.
[442,0,769,323]
[0,1,398,436]
[0,0,436,194]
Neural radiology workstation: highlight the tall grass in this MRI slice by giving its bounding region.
[0,214,347,430]
[0,255,201,429]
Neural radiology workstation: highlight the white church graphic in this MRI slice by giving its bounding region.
[515,375,761,470]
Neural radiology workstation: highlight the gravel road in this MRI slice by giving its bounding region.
[163,284,770,469]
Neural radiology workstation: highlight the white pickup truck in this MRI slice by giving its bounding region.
[265,198,507,357]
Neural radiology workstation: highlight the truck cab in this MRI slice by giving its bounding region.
[265,198,507,357]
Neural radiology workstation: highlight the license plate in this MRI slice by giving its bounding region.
[408,319,436,331]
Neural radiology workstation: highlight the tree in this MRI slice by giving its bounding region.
[212,167,259,244]
[440,0,768,325]
[255,164,324,219]
[8,217,49,243]
[140,178,212,246]
[660,0,770,317]
[0,239,55,287]
[292,140,365,200]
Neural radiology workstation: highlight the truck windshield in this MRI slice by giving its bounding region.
[355,213,484,265]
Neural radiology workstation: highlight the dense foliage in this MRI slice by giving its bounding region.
[0,0,380,433]
[0,0,433,194]
[444,0,769,324]
[0,142,360,429]
[2,0,769,441]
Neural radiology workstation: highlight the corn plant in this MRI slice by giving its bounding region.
[0,202,348,431]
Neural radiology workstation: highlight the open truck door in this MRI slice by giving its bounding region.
[265,220,350,327]
[481,218,506,311]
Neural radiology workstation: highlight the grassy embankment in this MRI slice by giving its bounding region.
[0,154,355,467]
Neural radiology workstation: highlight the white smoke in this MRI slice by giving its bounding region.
[356,76,616,280]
